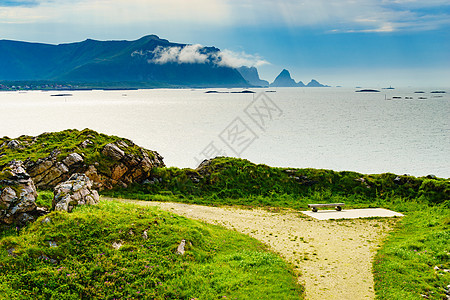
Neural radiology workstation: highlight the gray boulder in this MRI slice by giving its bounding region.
[102,143,125,160]
[0,160,39,224]
[62,153,84,167]
[53,173,100,212]
[7,140,21,149]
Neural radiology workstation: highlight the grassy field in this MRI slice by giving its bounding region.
[0,201,301,299]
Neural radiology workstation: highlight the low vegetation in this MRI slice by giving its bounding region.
[0,201,301,299]
[35,191,53,210]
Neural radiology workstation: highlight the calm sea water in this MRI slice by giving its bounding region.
[1,88,449,178]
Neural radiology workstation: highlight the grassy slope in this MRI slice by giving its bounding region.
[0,201,301,299]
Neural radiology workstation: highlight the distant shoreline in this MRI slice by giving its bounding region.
[1,86,449,92]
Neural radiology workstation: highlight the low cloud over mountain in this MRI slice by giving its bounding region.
[133,44,268,69]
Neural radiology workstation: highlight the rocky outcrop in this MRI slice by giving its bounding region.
[88,142,164,189]
[53,173,99,212]
[21,139,164,190]
[2,129,164,191]
[24,150,85,190]
[0,160,45,225]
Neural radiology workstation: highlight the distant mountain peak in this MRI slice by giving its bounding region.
[237,66,269,87]
[83,35,163,43]
[137,35,168,43]
[270,69,329,88]
[140,34,160,39]
[270,69,298,87]
[306,79,329,87]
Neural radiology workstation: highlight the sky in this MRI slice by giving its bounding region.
[1,0,449,87]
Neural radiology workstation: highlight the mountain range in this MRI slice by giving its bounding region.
[0,35,329,88]
[0,35,248,87]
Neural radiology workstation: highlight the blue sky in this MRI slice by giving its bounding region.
[1,0,449,87]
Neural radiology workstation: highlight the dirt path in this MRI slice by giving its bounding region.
[110,198,397,300]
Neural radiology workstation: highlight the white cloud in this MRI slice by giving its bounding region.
[0,0,231,25]
[150,44,210,64]
[0,0,449,33]
[177,45,210,64]
[345,23,396,33]
[135,44,269,68]
[214,50,269,68]
[224,0,450,33]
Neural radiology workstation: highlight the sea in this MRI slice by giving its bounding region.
[1,87,449,178]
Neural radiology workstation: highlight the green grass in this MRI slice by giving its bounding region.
[373,206,450,300]
[0,201,302,299]
[36,191,53,210]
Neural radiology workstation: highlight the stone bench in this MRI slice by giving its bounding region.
[308,203,345,212]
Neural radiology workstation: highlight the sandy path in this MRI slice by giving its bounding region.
[110,198,397,300]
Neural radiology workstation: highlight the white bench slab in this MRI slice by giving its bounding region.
[301,208,404,220]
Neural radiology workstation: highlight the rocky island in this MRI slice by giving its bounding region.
[269,69,329,87]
